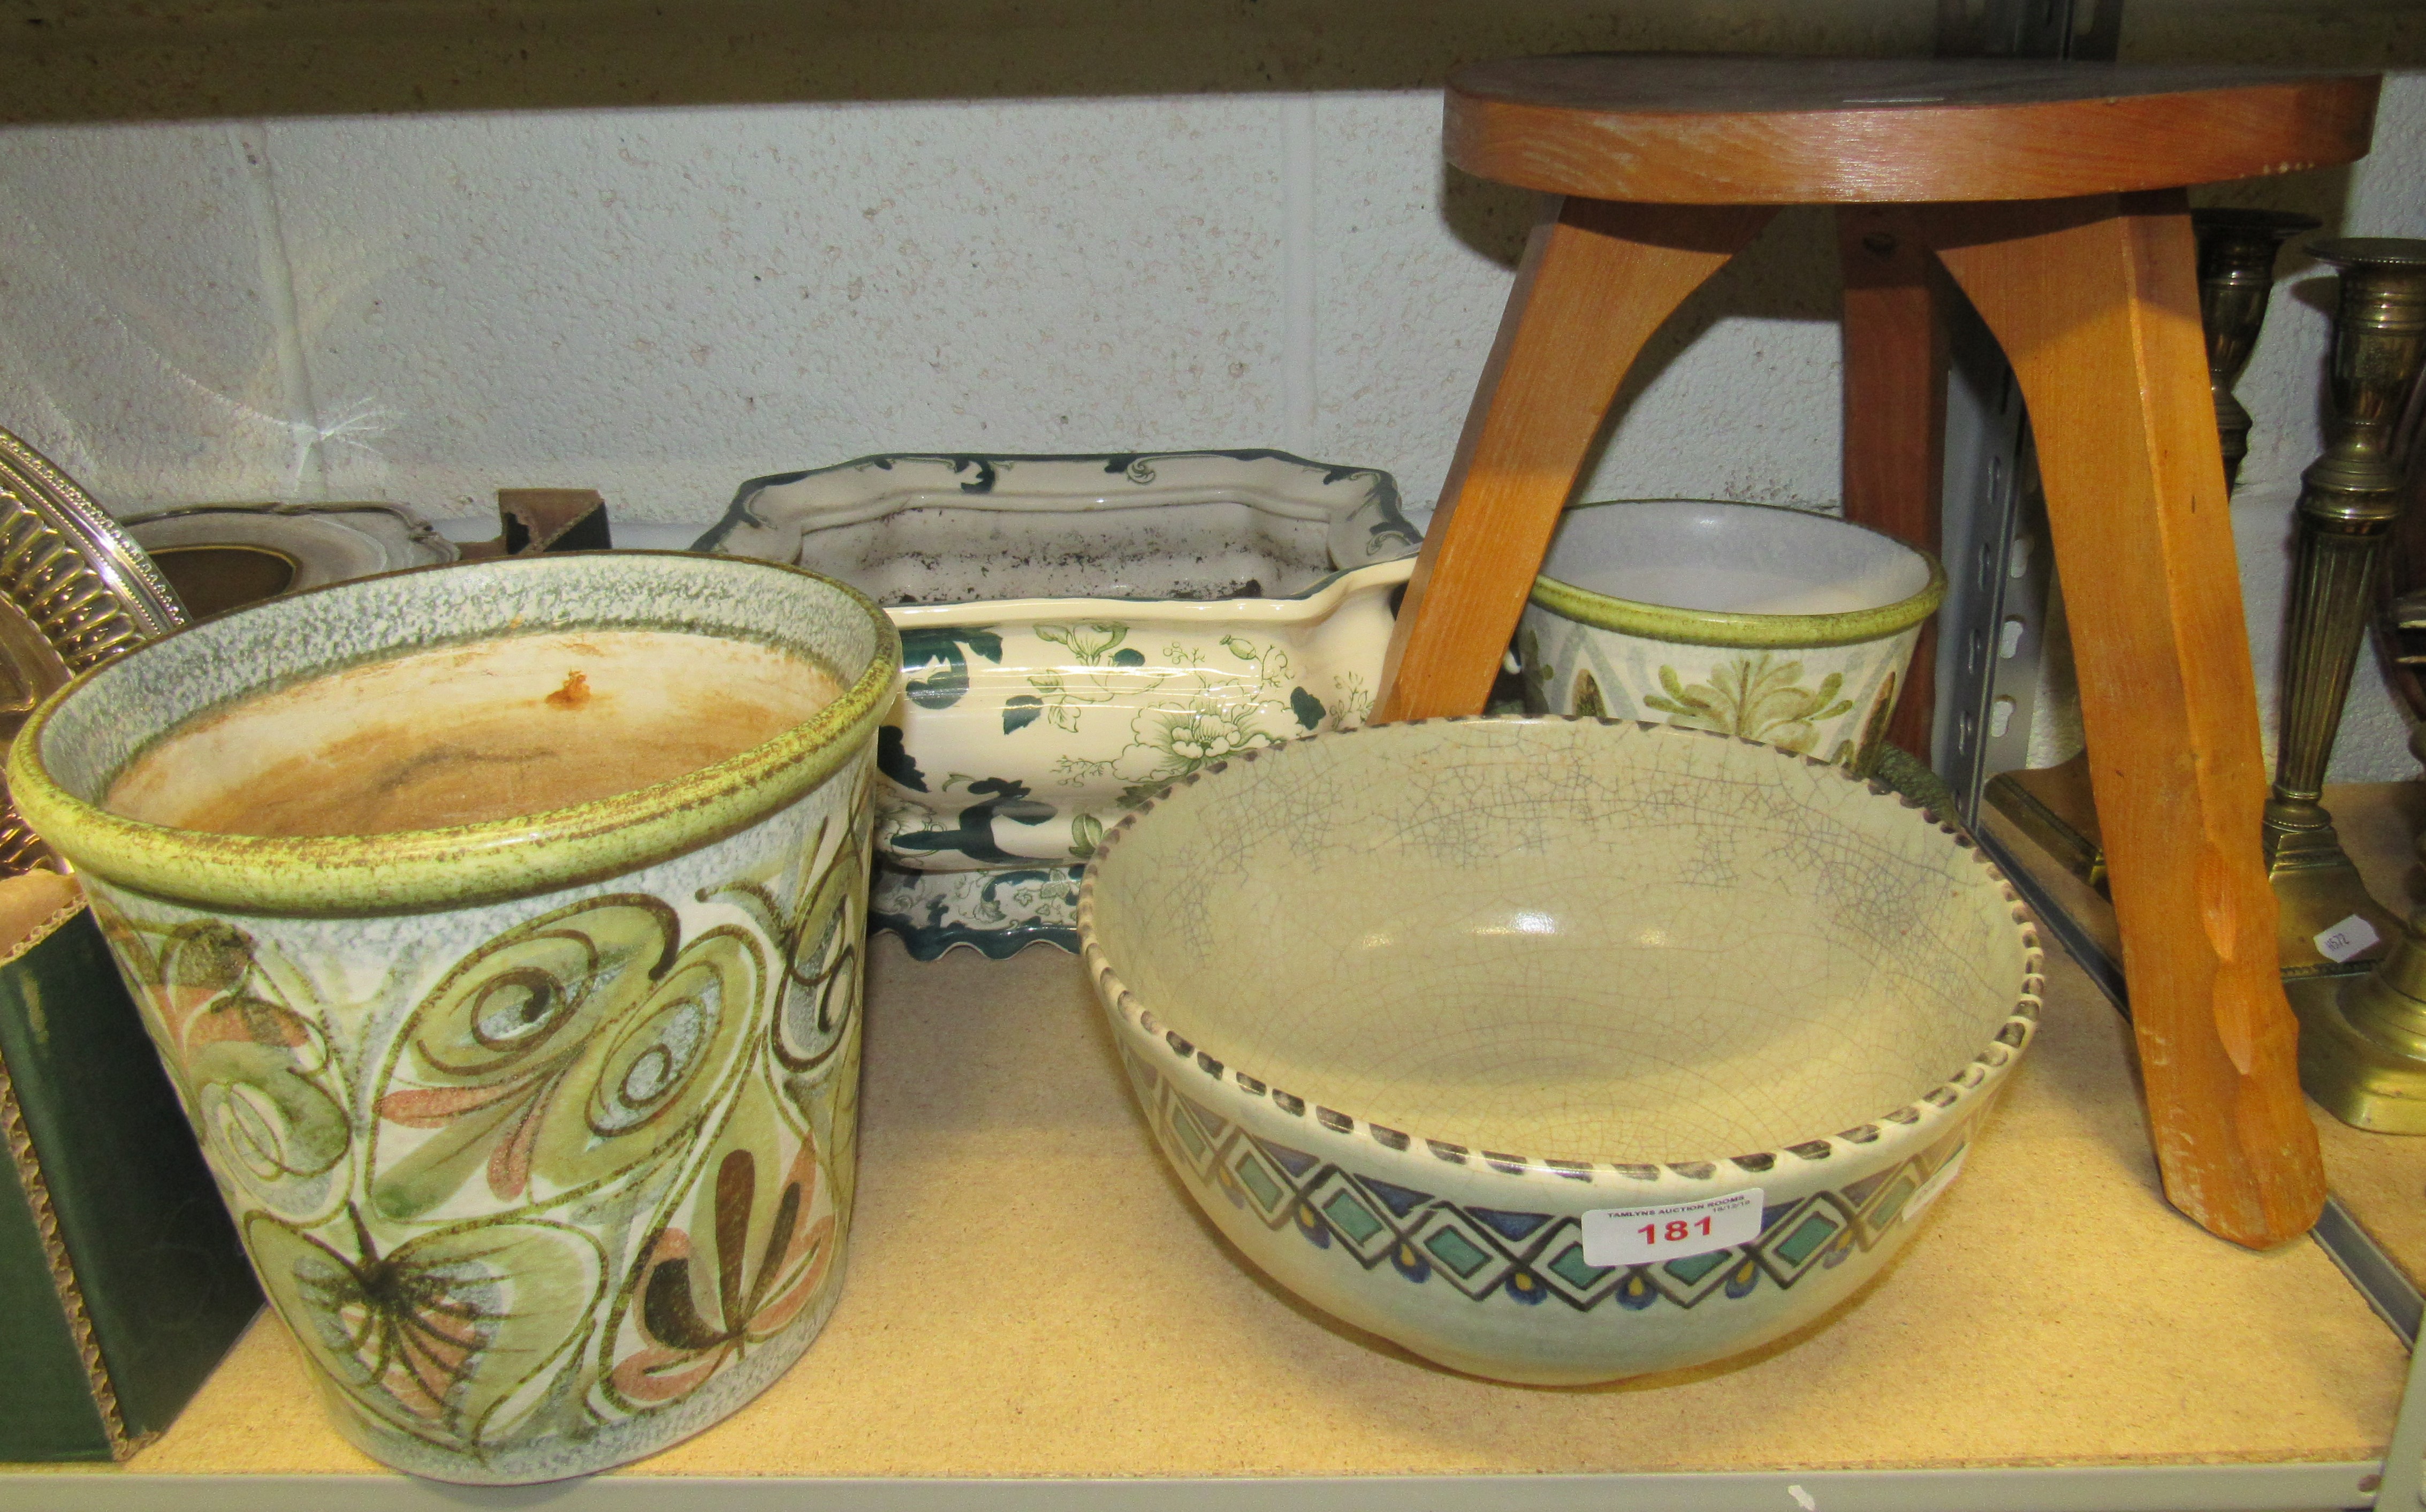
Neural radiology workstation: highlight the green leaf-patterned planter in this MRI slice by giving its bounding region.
[697,451,1420,960]
[1079,718,2040,1385]
[1517,500,1945,777]
[7,552,898,1484]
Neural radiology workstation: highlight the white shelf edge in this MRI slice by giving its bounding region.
[0,1462,2383,1512]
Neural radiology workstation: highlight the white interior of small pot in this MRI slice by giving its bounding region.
[1542,500,1931,616]
[1089,720,2030,1163]
[800,497,1339,604]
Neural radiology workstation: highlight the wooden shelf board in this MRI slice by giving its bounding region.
[1983,777,2426,1300]
[1,909,2400,1486]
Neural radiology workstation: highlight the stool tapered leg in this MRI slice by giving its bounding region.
[1922,191,2326,1250]
[1838,206,1949,762]
[1377,197,1773,721]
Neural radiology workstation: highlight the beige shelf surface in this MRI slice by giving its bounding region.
[24,903,2407,1484]
[1983,778,2426,1296]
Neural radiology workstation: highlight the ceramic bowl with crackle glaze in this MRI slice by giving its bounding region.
[1517,500,1944,778]
[695,450,1421,961]
[1078,717,2039,1385]
[10,552,896,1483]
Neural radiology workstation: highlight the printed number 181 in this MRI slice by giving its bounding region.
[1644,1217,1714,1245]
[1581,1189,1764,1267]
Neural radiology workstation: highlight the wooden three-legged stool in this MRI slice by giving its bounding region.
[1377,56,2381,1249]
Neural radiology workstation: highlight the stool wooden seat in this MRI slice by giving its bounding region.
[1378,55,2381,1250]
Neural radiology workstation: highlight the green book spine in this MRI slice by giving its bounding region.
[0,1065,113,1461]
[0,905,261,1460]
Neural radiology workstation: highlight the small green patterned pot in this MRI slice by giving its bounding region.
[7,552,898,1485]
[1518,500,1944,776]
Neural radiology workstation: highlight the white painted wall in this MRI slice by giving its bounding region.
[0,94,1850,521]
[0,71,2420,776]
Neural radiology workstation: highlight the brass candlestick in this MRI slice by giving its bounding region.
[2264,238,2426,978]
[2197,210,2321,489]
[2293,709,2426,1131]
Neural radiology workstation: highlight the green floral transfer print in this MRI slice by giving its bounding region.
[1015,622,1160,734]
[971,867,1083,926]
[1328,671,1374,728]
[1011,624,1362,762]
[1054,634,1326,807]
[1644,653,1853,756]
[1067,811,1105,860]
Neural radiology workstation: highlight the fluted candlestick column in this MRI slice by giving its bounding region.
[2265,238,2426,977]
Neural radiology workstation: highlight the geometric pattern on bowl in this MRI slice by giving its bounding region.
[1079,717,2041,1384]
[1127,1038,1986,1314]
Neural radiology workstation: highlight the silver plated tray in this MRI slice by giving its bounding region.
[0,430,185,872]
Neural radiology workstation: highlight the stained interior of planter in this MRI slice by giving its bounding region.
[793,496,1342,604]
[1093,726,2032,1164]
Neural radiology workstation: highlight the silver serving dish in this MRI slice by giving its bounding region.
[0,429,186,872]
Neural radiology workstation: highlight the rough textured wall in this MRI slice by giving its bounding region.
[0,0,2420,777]
[0,96,1855,527]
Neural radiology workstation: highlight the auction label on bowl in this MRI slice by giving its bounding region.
[1580,1189,1764,1267]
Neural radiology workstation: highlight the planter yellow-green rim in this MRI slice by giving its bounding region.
[9,550,899,916]
[1530,499,1945,650]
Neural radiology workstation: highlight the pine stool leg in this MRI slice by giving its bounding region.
[1838,206,1949,761]
[1377,197,1771,721]
[1923,191,2326,1249]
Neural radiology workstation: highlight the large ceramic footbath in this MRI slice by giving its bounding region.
[1079,717,2040,1385]
[696,450,1424,961]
